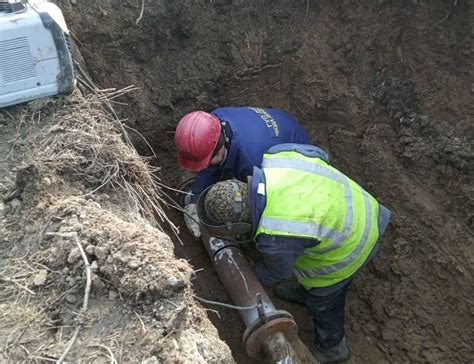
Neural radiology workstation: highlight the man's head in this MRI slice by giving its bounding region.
[175,111,225,171]
[203,180,250,225]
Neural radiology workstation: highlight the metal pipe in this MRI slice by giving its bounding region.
[201,230,299,361]
[201,231,275,326]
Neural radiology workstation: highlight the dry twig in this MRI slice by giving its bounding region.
[46,232,91,364]
[86,344,118,364]
[136,0,145,25]
[2,109,15,120]
[134,312,147,336]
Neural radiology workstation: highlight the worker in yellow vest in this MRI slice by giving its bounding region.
[198,143,391,363]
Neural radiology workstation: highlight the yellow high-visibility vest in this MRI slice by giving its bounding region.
[255,150,380,288]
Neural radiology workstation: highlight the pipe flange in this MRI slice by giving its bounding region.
[243,310,298,359]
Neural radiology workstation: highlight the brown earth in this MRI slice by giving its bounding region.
[0,96,232,363]
[60,1,473,363]
[1,0,473,363]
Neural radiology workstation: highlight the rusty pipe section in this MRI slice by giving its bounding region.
[202,231,275,325]
[201,230,298,362]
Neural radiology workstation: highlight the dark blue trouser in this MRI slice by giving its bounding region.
[304,280,352,350]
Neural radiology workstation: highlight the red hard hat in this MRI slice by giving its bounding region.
[175,111,221,171]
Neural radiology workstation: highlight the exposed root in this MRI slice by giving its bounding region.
[11,90,179,237]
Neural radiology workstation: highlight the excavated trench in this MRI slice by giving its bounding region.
[63,1,473,362]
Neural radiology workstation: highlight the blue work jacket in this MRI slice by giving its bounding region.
[190,107,310,203]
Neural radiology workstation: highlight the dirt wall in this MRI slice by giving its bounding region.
[62,1,473,362]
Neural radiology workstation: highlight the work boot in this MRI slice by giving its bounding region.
[309,336,350,363]
[274,282,307,305]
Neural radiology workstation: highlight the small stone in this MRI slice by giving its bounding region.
[67,248,81,264]
[66,277,75,287]
[141,356,158,364]
[167,276,178,287]
[0,202,4,213]
[91,273,105,290]
[71,223,82,233]
[24,222,36,234]
[114,251,130,264]
[33,269,48,286]
[94,246,107,260]
[10,199,23,213]
[43,177,52,185]
[85,245,95,255]
[90,260,99,272]
[65,294,77,304]
[70,0,77,4]
[127,260,140,269]
[109,290,118,300]
[68,216,79,225]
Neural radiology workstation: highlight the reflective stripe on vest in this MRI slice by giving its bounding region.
[256,151,380,288]
[260,157,354,253]
[294,186,372,277]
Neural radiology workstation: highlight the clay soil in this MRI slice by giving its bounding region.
[1,0,473,363]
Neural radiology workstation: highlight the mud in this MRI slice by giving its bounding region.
[2,0,473,363]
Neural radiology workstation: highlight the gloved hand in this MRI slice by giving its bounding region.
[184,203,201,239]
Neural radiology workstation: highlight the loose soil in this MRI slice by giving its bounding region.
[1,1,473,363]
[0,96,232,362]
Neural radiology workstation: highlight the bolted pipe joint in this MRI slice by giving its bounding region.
[201,231,299,361]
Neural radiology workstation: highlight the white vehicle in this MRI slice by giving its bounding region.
[0,0,75,108]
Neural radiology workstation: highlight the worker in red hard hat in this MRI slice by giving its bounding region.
[175,107,311,238]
